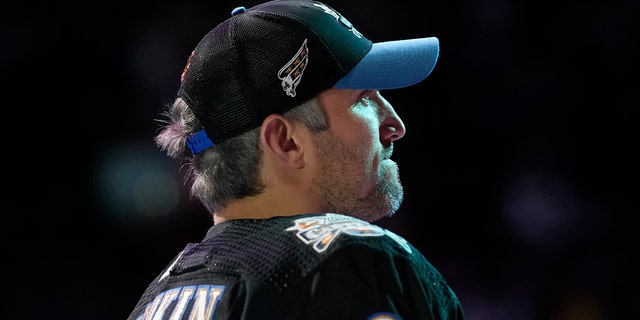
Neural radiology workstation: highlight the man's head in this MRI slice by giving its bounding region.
[155,0,440,222]
[178,0,439,154]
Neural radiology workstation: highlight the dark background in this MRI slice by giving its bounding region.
[7,0,638,319]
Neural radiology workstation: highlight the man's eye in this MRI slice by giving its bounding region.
[358,91,374,105]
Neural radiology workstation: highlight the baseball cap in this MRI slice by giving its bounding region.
[181,0,440,154]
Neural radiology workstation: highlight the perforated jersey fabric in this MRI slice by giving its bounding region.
[127,213,465,320]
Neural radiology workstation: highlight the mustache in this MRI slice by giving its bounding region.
[381,144,394,160]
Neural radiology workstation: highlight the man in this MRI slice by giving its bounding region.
[128,0,465,319]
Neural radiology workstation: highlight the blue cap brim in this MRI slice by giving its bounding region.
[333,37,439,90]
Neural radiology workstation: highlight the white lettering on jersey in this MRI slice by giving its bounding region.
[135,285,225,320]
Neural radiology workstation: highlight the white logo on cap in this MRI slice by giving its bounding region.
[278,38,309,97]
[313,3,363,38]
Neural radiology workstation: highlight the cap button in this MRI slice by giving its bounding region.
[231,6,246,16]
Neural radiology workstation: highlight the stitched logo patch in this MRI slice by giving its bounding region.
[286,213,386,253]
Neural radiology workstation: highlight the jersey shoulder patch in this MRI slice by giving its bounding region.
[285,213,412,254]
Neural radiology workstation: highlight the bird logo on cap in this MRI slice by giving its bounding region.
[278,38,309,97]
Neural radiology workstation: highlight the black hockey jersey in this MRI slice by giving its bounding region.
[127,213,465,320]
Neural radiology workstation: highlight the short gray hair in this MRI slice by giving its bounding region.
[154,97,328,213]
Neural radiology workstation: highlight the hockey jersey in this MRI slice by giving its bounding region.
[127,213,465,320]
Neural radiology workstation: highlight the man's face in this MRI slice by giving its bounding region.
[310,88,406,222]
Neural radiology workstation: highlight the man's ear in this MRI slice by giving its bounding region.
[260,114,305,168]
